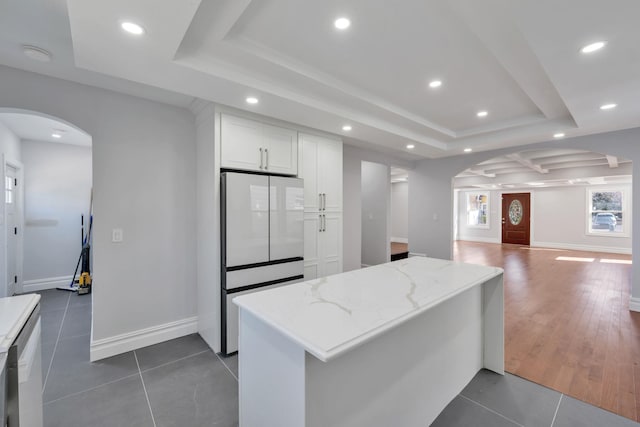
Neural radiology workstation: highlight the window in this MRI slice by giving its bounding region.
[5,176,12,204]
[466,193,489,228]
[587,188,626,236]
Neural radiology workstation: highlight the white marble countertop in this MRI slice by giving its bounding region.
[0,294,41,353]
[234,257,503,362]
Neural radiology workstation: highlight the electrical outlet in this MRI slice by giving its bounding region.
[112,228,123,243]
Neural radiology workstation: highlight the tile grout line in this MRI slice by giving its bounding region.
[43,372,141,405]
[459,394,525,427]
[42,291,72,394]
[214,352,238,382]
[139,349,211,375]
[550,393,563,427]
[134,350,158,427]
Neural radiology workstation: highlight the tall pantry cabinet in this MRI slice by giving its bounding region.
[299,133,343,280]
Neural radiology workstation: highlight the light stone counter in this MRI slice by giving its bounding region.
[235,257,504,427]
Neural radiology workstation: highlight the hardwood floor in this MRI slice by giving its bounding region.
[453,241,640,422]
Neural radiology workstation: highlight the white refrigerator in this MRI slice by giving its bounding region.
[221,172,304,354]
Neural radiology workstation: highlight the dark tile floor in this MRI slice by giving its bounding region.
[33,289,638,427]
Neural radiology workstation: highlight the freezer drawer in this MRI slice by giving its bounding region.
[224,260,304,290]
[222,278,303,354]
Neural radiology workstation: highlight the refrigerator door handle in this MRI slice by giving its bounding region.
[259,148,264,169]
[265,148,269,170]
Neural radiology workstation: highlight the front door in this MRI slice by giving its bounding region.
[502,193,530,245]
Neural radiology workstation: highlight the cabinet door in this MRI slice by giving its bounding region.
[300,134,320,212]
[303,213,321,280]
[263,124,298,175]
[321,213,343,277]
[318,139,343,212]
[221,115,264,172]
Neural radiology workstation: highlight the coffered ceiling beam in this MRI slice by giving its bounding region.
[505,153,548,174]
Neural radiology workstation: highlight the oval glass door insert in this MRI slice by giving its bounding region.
[509,200,523,225]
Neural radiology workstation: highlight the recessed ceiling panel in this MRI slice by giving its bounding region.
[221,0,543,132]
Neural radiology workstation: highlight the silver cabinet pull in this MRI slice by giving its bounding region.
[322,193,326,211]
[318,214,322,232]
[319,193,322,210]
[259,148,264,169]
[265,148,269,170]
[322,214,326,232]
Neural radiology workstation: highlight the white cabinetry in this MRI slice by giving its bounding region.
[299,133,343,280]
[221,114,297,175]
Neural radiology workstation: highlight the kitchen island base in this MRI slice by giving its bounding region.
[238,272,503,427]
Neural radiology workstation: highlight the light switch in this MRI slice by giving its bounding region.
[112,228,123,243]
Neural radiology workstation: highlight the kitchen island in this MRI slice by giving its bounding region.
[234,257,504,427]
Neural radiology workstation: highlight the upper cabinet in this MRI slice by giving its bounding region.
[221,114,298,175]
[299,133,343,212]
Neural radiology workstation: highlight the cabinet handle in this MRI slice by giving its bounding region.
[322,214,326,232]
[319,214,322,232]
[265,148,269,170]
[322,193,326,211]
[259,148,264,169]
[319,193,322,209]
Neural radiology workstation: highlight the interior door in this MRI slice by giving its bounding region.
[501,193,530,245]
[223,172,269,267]
[269,176,304,261]
[6,166,17,295]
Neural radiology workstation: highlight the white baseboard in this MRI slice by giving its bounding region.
[531,241,631,255]
[390,237,408,244]
[361,264,371,268]
[630,297,640,313]
[457,236,501,244]
[90,316,198,362]
[22,275,74,292]
[408,252,426,258]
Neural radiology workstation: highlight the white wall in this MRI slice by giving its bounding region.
[361,161,390,266]
[0,121,21,297]
[409,127,640,311]
[21,140,92,289]
[456,190,500,244]
[0,65,197,359]
[391,182,408,242]
[456,186,632,253]
[342,145,413,272]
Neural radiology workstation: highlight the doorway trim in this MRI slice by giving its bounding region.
[3,156,24,296]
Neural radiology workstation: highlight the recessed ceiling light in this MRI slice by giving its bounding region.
[22,45,51,62]
[581,41,606,54]
[528,182,545,186]
[121,21,145,35]
[464,148,473,152]
[51,133,62,139]
[342,125,352,131]
[600,103,617,110]
[429,80,442,88]
[246,97,259,105]
[553,132,565,139]
[406,144,415,149]
[477,111,488,118]
[334,17,351,30]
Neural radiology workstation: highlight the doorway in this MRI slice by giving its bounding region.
[390,167,409,260]
[501,193,530,245]
[361,161,390,267]
[5,163,19,296]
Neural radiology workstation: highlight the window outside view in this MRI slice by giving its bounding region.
[589,189,623,234]
[467,193,489,227]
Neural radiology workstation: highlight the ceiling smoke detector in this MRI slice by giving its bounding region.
[23,45,51,62]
